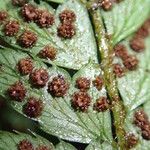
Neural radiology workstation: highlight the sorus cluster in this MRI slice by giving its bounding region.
[71,76,109,112]
[18,139,51,150]
[8,55,71,117]
[125,133,138,149]
[134,109,150,140]
[57,9,76,39]
[113,18,150,78]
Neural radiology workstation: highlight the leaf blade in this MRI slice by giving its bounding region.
[101,0,150,45]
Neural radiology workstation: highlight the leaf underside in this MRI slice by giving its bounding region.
[0,0,98,70]
[0,48,112,144]
[0,0,150,149]
[116,35,150,111]
[0,131,54,150]
[101,0,150,45]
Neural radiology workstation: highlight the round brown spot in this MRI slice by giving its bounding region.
[17,57,33,75]
[48,75,69,97]
[72,91,91,112]
[7,81,26,102]
[136,20,150,38]
[30,68,49,87]
[125,133,138,149]
[134,109,148,128]
[113,63,124,78]
[0,11,8,24]
[133,109,150,140]
[38,45,57,60]
[142,125,150,140]
[130,36,145,53]
[114,44,128,60]
[93,76,103,90]
[59,9,76,23]
[100,0,112,11]
[136,26,149,38]
[93,97,109,112]
[76,77,90,91]
[4,20,20,36]
[21,4,38,22]
[18,139,34,150]
[123,55,138,71]
[36,10,54,28]
[12,0,28,7]
[23,97,43,118]
[36,145,50,150]
[57,22,75,39]
[18,30,37,48]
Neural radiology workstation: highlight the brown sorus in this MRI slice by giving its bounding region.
[136,20,150,38]
[57,22,75,39]
[21,4,38,22]
[123,55,138,71]
[136,26,149,38]
[36,10,54,28]
[38,45,57,60]
[130,36,145,53]
[0,11,8,24]
[18,139,34,150]
[114,44,128,60]
[93,97,109,112]
[142,125,150,140]
[100,0,112,11]
[113,63,125,78]
[134,109,148,128]
[72,91,91,112]
[18,30,37,48]
[48,75,69,97]
[59,9,76,23]
[17,57,33,75]
[93,76,103,90]
[23,97,43,118]
[143,19,150,32]
[4,20,20,36]
[35,145,50,150]
[7,81,26,102]
[30,68,49,87]
[12,0,28,7]
[76,77,90,91]
[133,109,150,140]
[125,133,138,149]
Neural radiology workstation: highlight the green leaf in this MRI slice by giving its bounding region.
[40,62,112,143]
[55,141,77,150]
[0,131,54,150]
[0,48,112,143]
[0,0,98,70]
[101,0,150,45]
[116,35,150,111]
[85,139,114,150]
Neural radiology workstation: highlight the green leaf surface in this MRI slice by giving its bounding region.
[85,139,114,150]
[55,141,77,150]
[0,0,98,70]
[40,62,112,143]
[116,35,150,111]
[0,131,54,150]
[101,0,150,45]
[0,48,112,144]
